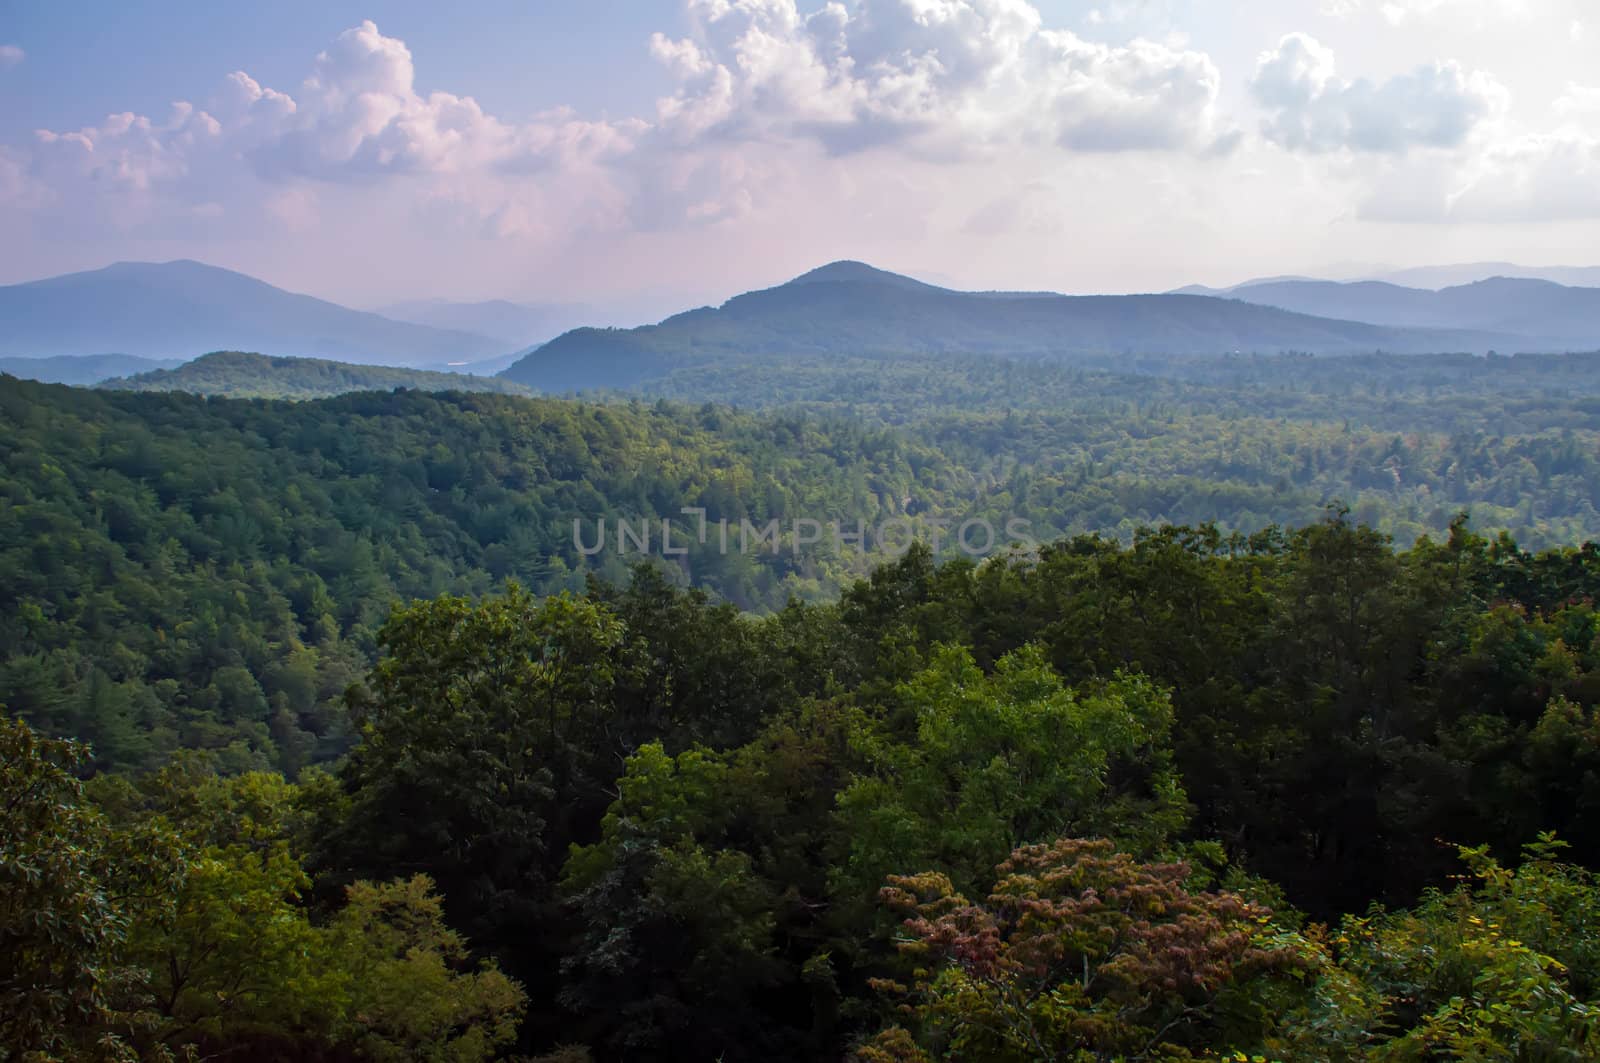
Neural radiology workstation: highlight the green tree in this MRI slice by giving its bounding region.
[560,743,783,1058]
[833,645,1189,905]
[1335,835,1600,1060]
[0,714,185,1062]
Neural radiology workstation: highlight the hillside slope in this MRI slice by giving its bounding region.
[100,350,534,399]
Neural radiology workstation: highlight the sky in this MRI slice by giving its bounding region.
[2,0,1598,313]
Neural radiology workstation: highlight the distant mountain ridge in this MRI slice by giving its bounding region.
[498,260,1529,392]
[99,350,534,400]
[0,353,185,386]
[1372,262,1600,290]
[1179,262,1600,294]
[0,260,509,366]
[1194,276,1600,348]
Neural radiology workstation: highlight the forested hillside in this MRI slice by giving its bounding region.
[6,368,1600,776]
[102,350,534,399]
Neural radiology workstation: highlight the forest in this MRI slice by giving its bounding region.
[9,520,1600,1060]
[6,358,1600,1060]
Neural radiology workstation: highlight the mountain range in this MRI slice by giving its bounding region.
[0,260,509,366]
[7,258,1600,396]
[496,261,1530,392]
[1194,277,1600,346]
[1178,262,1600,293]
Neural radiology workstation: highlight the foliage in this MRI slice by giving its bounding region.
[833,645,1189,904]
[1335,835,1600,1060]
[861,838,1318,1061]
[0,714,185,1061]
[3,716,526,1061]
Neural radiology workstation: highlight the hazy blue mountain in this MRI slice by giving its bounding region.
[98,350,534,400]
[500,260,1520,392]
[1368,262,1600,290]
[0,260,507,366]
[1222,277,1600,348]
[1172,275,1320,296]
[0,353,186,385]
[376,297,594,348]
[1182,263,1600,293]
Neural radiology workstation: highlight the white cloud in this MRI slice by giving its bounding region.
[1250,33,1506,153]
[1363,130,1600,222]
[0,44,22,67]
[1376,0,1530,23]
[1554,83,1600,120]
[1325,0,1536,23]
[651,0,1236,156]
[3,7,1238,252]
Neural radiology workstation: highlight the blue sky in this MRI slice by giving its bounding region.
[0,3,685,143]
[2,1,1597,310]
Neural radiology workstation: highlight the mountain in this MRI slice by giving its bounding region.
[500,260,1521,392]
[1184,263,1600,293]
[1368,262,1600,290]
[376,297,594,349]
[98,350,534,400]
[0,260,508,366]
[1172,275,1321,296]
[0,353,186,385]
[1220,277,1600,348]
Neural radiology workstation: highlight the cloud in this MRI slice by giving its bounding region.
[1363,130,1600,222]
[0,44,22,67]
[226,21,639,182]
[650,0,1236,156]
[1554,83,1600,120]
[1325,0,1535,23]
[3,7,1239,251]
[3,19,646,242]
[1376,0,1530,24]
[1250,33,1506,153]
[7,1,1590,299]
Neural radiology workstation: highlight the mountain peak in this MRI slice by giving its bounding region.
[104,258,230,274]
[782,261,942,292]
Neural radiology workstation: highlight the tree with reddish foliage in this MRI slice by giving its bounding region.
[859,838,1320,1062]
